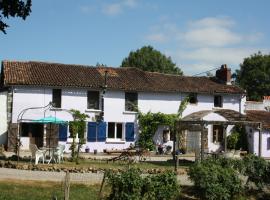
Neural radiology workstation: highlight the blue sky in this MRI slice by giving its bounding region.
[1,0,270,75]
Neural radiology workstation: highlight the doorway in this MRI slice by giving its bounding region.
[21,123,44,148]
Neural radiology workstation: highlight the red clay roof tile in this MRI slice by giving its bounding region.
[1,60,244,94]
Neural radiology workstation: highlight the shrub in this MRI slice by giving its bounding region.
[142,171,180,200]
[188,158,243,200]
[106,168,180,200]
[227,131,240,150]
[106,168,143,200]
[242,154,270,189]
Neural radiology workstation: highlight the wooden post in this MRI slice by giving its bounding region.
[99,172,106,200]
[64,171,70,200]
[200,124,204,161]
[224,125,227,152]
[174,122,178,172]
[258,123,262,157]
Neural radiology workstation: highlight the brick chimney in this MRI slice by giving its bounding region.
[215,64,231,85]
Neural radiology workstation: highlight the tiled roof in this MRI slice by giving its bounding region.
[182,109,248,122]
[246,110,270,129]
[1,60,244,94]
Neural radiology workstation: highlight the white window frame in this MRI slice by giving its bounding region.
[106,122,125,142]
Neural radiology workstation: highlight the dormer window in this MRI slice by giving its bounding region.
[52,89,61,108]
[214,95,223,107]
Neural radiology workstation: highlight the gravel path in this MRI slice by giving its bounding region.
[0,168,192,185]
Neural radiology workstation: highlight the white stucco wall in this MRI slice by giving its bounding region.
[11,86,244,152]
[0,91,8,145]
[247,126,270,158]
[182,93,243,117]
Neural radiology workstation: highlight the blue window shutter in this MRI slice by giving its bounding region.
[97,122,106,142]
[87,122,97,142]
[125,123,135,142]
[59,124,68,141]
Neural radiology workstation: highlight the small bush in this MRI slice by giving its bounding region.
[106,168,143,200]
[227,131,240,150]
[242,154,270,189]
[106,168,180,200]
[188,158,243,200]
[142,171,180,200]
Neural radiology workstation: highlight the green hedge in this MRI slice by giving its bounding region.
[188,158,243,200]
[106,168,180,200]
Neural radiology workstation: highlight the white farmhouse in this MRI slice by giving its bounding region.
[0,60,256,154]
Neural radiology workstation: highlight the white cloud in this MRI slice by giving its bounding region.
[189,17,235,29]
[145,16,265,75]
[170,47,267,75]
[145,23,180,43]
[123,0,137,8]
[182,26,242,47]
[102,0,138,16]
[180,17,243,47]
[102,3,122,15]
[146,33,168,43]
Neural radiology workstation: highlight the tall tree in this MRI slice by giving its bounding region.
[235,52,270,101]
[0,0,32,34]
[121,45,183,75]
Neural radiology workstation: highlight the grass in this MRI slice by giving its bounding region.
[0,180,269,200]
[0,180,101,200]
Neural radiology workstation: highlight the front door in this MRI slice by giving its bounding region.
[27,123,44,148]
[46,124,59,148]
[186,131,200,153]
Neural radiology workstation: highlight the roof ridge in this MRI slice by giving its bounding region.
[1,60,245,94]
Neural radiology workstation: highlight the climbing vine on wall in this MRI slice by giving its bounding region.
[137,112,177,150]
[69,109,89,163]
[137,96,189,150]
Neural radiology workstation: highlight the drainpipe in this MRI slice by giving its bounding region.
[100,70,108,122]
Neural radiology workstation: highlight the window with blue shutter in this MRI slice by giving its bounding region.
[125,122,135,142]
[59,124,68,141]
[97,122,106,142]
[87,122,97,142]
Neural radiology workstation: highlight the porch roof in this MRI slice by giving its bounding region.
[179,109,260,127]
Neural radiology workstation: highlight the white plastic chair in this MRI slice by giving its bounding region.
[29,144,46,165]
[48,144,65,164]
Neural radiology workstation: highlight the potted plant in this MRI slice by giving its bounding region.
[85,146,90,153]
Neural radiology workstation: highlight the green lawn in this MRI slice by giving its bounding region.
[0,180,101,200]
[0,180,268,200]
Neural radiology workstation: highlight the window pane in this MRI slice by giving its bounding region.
[108,123,115,138]
[213,125,223,143]
[267,138,270,150]
[21,123,29,137]
[116,123,123,139]
[125,92,138,111]
[214,95,222,107]
[87,91,99,109]
[188,93,197,104]
[52,89,61,108]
